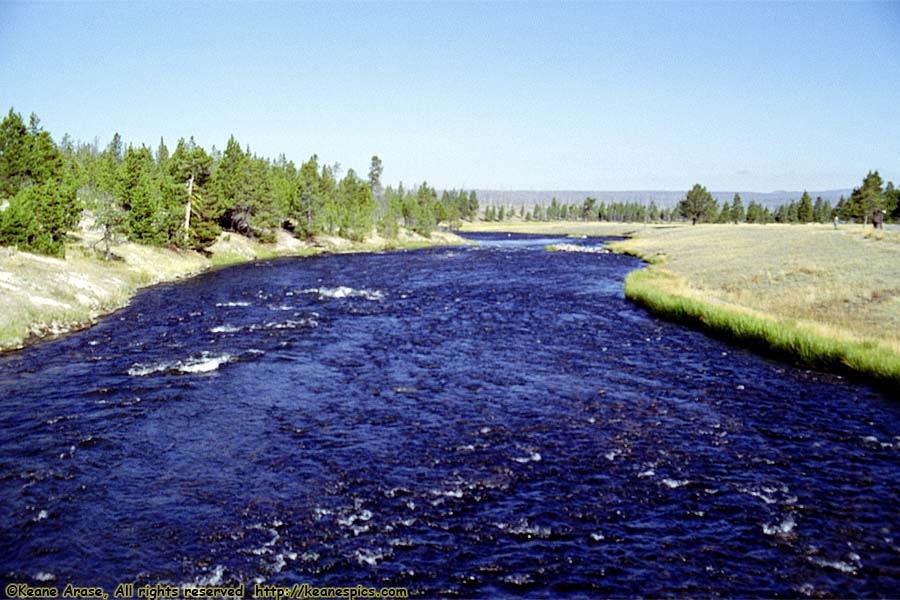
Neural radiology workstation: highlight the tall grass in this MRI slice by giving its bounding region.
[623,259,900,386]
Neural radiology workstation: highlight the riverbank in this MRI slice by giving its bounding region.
[462,220,900,385]
[0,227,468,351]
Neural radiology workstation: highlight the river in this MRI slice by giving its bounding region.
[1,232,898,597]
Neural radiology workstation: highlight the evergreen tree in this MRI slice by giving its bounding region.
[368,155,385,222]
[119,145,160,244]
[378,185,403,239]
[211,136,251,233]
[0,187,38,248]
[743,200,756,223]
[168,137,215,247]
[731,193,745,223]
[0,109,78,255]
[0,184,69,256]
[368,155,383,197]
[835,195,848,221]
[582,197,597,221]
[411,181,437,236]
[884,181,900,221]
[319,163,339,235]
[797,191,814,223]
[845,170,884,224]
[156,137,170,167]
[0,109,31,198]
[336,168,376,241]
[291,154,323,238]
[28,127,64,186]
[246,155,279,241]
[468,191,479,220]
[678,184,718,225]
[812,196,825,223]
[84,135,129,257]
[718,201,731,223]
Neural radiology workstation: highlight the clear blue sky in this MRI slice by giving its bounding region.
[1,1,898,192]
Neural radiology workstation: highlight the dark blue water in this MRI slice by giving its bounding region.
[1,232,899,597]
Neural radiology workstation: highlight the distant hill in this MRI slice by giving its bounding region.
[475,189,853,210]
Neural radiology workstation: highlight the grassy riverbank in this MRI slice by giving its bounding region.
[0,226,467,351]
[462,220,900,384]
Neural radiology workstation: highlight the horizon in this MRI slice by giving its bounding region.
[2,1,898,192]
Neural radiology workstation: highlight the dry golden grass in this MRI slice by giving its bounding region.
[0,241,209,350]
[461,219,642,237]
[614,224,900,354]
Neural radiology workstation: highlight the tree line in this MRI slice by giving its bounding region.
[0,108,479,258]
[489,172,898,226]
[675,173,899,226]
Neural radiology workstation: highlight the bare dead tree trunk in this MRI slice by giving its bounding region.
[103,224,111,261]
[184,173,194,243]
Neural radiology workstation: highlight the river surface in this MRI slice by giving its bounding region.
[1,232,899,597]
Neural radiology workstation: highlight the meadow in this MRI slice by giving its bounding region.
[463,220,900,384]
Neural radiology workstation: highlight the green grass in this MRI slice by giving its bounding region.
[624,267,900,385]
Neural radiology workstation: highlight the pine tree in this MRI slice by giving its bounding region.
[468,191,479,220]
[156,138,169,167]
[28,128,64,186]
[168,137,215,247]
[119,145,160,244]
[211,136,251,233]
[292,154,323,238]
[368,155,384,197]
[412,182,437,236]
[797,191,814,223]
[885,181,900,221]
[731,193,745,223]
[337,168,376,240]
[319,163,339,235]
[845,171,884,224]
[678,184,717,225]
[582,197,597,221]
[718,201,731,223]
[0,187,38,248]
[812,196,825,223]
[0,108,31,198]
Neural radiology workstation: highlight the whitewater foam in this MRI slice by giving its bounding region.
[209,325,241,333]
[546,243,609,254]
[354,548,387,566]
[128,352,234,376]
[763,515,796,537]
[302,286,384,301]
[662,479,691,489]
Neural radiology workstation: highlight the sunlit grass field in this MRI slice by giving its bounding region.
[462,220,900,383]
